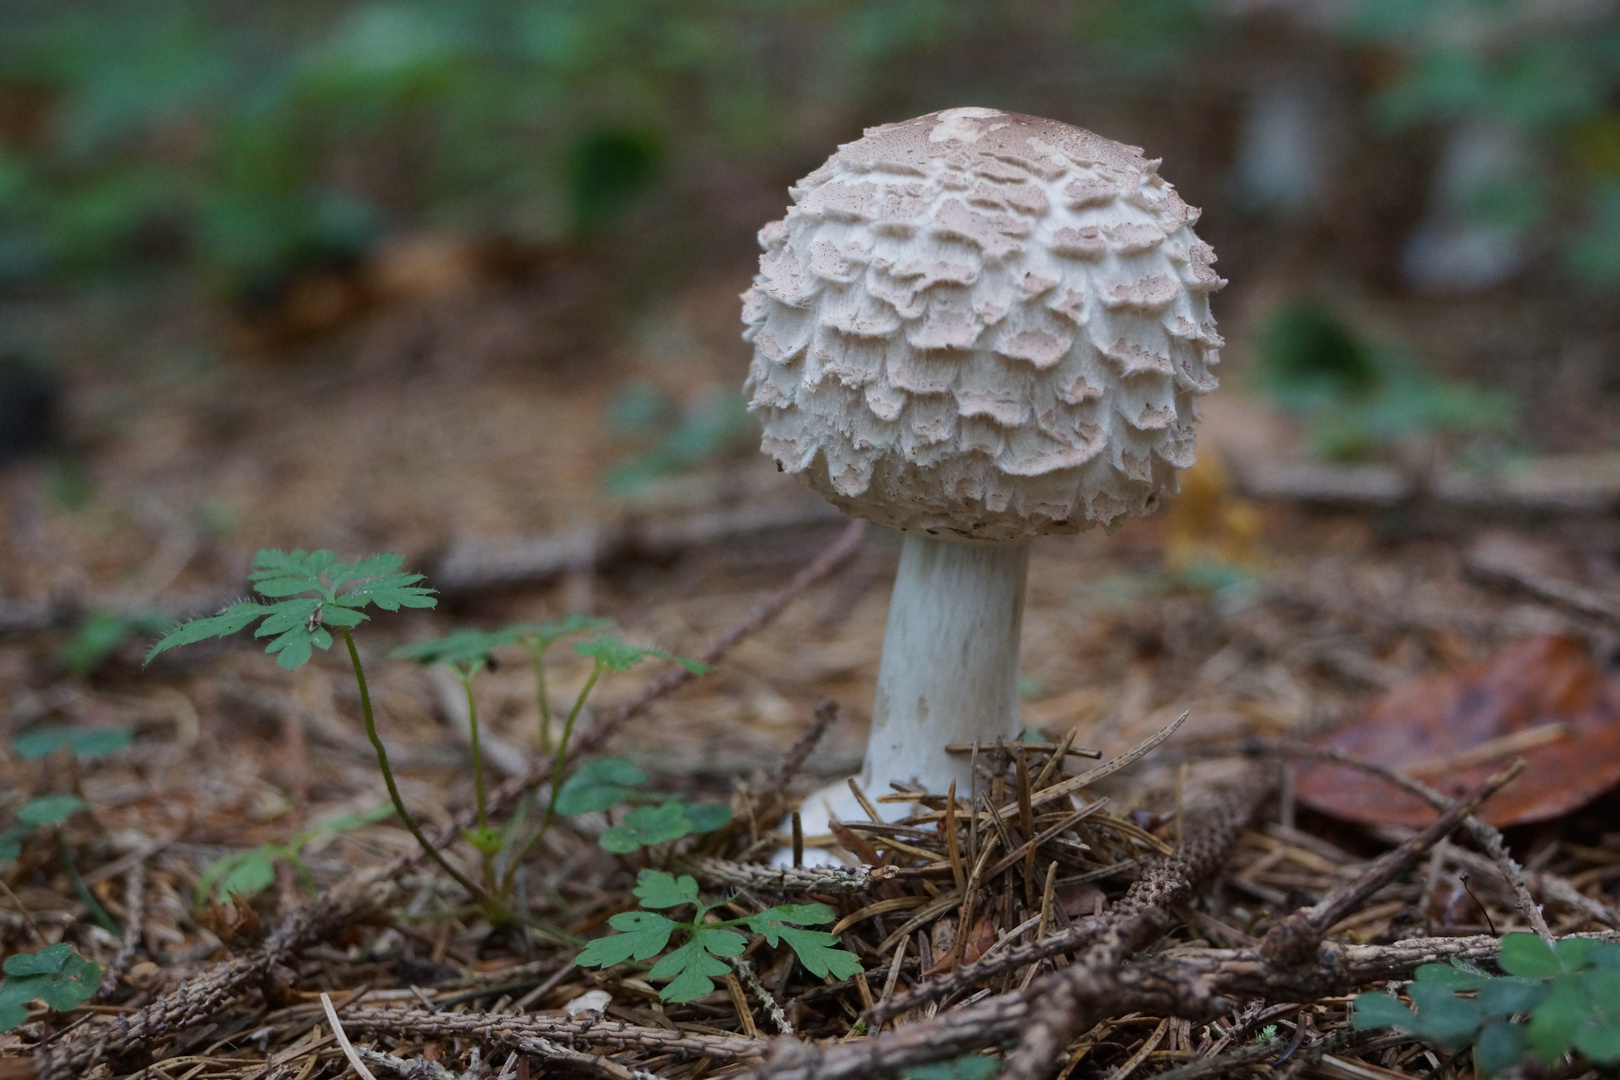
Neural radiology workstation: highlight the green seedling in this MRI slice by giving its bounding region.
[139,551,491,905]
[555,757,731,854]
[392,628,512,892]
[575,870,861,1003]
[391,620,706,895]
[1352,933,1620,1076]
[0,795,87,863]
[195,805,395,904]
[1256,300,1515,461]
[58,609,174,675]
[0,944,101,1031]
[13,724,132,761]
[502,636,709,895]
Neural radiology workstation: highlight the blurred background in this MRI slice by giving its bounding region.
[1,0,1619,739]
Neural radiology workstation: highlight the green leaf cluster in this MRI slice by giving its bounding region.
[58,609,174,675]
[555,758,731,853]
[1352,934,1620,1076]
[13,724,132,761]
[575,870,862,1002]
[903,1056,1002,1080]
[146,550,436,670]
[1256,300,1516,461]
[0,795,87,863]
[0,944,102,1031]
[389,615,612,674]
[195,805,395,904]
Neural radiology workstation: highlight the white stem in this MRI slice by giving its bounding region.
[779,533,1029,859]
[862,533,1028,803]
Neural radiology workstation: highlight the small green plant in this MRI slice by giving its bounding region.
[57,609,174,675]
[195,806,395,904]
[391,621,712,898]
[141,551,491,904]
[0,944,102,1031]
[146,549,714,919]
[555,758,731,854]
[13,724,132,761]
[1255,300,1516,461]
[576,870,862,1003]
[903,1056,1002,1080]
[0,795,87,863]
[1352,933,1620,1077]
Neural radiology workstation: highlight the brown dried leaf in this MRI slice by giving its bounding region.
[1296,635,1620,827]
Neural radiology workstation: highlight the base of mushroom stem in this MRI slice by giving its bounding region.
[768,775,916,868]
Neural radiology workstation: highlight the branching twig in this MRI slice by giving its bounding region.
[1289,745,1554,939]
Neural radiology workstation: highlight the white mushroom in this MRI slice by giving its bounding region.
[742,107,1224,845]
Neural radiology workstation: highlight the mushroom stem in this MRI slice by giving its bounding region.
[791,532,1029,844]
[865,533,1029,801]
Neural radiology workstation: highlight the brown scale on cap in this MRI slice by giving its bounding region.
[743,107,1225,543]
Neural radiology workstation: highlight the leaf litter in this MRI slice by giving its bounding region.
[2,278,1620,1078]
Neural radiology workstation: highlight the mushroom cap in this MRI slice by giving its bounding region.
[742,107,1225,542]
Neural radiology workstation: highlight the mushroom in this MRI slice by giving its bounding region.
[742,107,1224,842]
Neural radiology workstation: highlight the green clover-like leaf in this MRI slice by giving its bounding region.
[632,870,701,910]
[1575,1016,1620,1063]
[601,801,694,853]
[1351,992,1416,1031]
[392,628,507,673]
[144,600,265,664]
[760,923,863,980]
[683,802,733,833]
[503,615,613,649]
[556,758,648,815]
[747,905,861,979]
[1475,1020,1529,1078]
[577,910,677,968]
[1501,933,1563,979]
[146,551,436,670]
[649,930,745,1002]
[4,944,75,976]
[1478,977,1549,1017]
[1408,981,1485,1050]
[220,849,278,899]
[15,795,87,826]
[903,1054,1002,1080]
[1528,978,1587,1063]
[573,636,708,674]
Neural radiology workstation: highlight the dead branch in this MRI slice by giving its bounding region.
[1463,540,1620,631]
[1258,759,1526,965]
[341,1005,764,1062]
[672,855,898,896]
[35,874,397,1079]
[1289,745,1554,938]
[1001,771,1277,1080]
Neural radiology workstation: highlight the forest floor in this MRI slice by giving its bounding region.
[1,255,1619,1080]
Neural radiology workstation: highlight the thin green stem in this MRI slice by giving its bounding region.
[463,672,489,831]
[528,639,553,753]
[340,628,494,910]
[501,661,602,893]
[462,670,496,894]
[57,834,119,935]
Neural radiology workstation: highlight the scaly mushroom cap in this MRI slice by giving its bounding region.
[742,107,1225,541]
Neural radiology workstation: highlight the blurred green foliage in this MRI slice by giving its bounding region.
[1256,300,1517,460]
[0,0,1614,297]
[1344,0,1620,285]
[0,0,1006,293]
